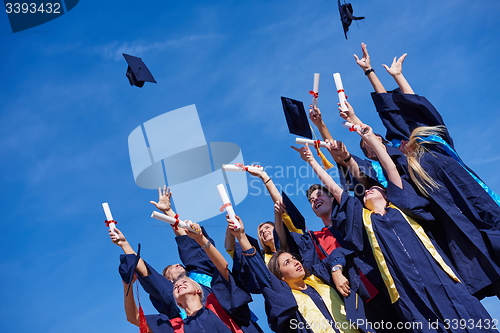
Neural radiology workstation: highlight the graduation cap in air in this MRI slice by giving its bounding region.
[119,243,141,296]
[281,97,312,139]
[122,54,157,87]
[338,0,365,39]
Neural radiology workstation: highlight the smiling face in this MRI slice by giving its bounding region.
[308,189,334,218]
[278,252,305,282]
[173,277,202,303]
[164,263,186,282]
[363,186,388,211]
[258,223,275,246]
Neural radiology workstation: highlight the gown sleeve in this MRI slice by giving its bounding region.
[176,226,216,276]
[392,92,454,147]
[371,89,411,142]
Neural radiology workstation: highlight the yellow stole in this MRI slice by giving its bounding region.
[362,204,461,303]
[283,212,303,234]
[291,275,359,333]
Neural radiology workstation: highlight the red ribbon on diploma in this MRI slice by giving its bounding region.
[308,91,319,98]
[235,163,248,171]
[104,220,117,227]
[349,125,356,132]
[220,202,232,212]
[171,214,180,230]
[337,89,348,99]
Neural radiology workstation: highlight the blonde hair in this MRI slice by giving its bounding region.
[172,277,204,305]
[406,126,444,196]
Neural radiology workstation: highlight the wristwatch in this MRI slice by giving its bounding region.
[331,265,342,272]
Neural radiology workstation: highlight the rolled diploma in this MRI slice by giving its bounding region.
[102,202,116,232]
[216,184,240,230]
[342,121,362,132]
[312,73,320,108]
[150,211,199,233]
[295,137,330,148]
[222,164,264,172]
[333,73,348,111]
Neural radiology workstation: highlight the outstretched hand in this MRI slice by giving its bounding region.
[325,139,350,161]
[150,185,172,213]
[308,105,323,126]
[353,42,371,71]
[338,100,359,124]
[274,200,286,215]
[291,143,314,163]
[110,227,127,247]
[245,164,264,178]
[184,222,203,241]
[382,53,407,77]
[227,215,245,238]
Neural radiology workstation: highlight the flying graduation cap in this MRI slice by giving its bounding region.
[281,97,313,139]
[338,0,365,39]
[122,54,157,88]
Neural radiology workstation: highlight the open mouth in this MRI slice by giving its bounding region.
[314,201,323,209]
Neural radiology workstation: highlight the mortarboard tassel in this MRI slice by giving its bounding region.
[138,305,148,333]
[314,140,334,170]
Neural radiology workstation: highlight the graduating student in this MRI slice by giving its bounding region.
[351,44,500,298]
[224,165,286,265]
[114,222,262,333]
[227,215,369,333]
[292,126,497,332]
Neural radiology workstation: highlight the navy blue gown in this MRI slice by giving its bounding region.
[333,186,497,333]
[372,91,500,298]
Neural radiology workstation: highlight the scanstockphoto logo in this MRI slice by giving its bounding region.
[3,0,79,32]
[128,105,249,224]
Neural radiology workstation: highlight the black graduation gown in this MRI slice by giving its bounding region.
[334,189,497,333]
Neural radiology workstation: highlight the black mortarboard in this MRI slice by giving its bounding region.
[119,243,141,296]
[338,0,365,40]
[281,192,306,231]
[281,97,312,139]
[122,54,157,87]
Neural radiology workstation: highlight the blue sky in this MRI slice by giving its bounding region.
[1,1,499,332]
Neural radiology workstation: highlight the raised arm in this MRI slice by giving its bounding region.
[326,138,372,190]
[150,186,186,237]
[354,42,387,94]
[291,144,343,204]
[358,125,403,189]
[184,223,229,280]
[245,165,281,203]
[110,228,149,277]
[382,53,414,95]
[123,276,149,330]
[273,200,289,252]
[309,106,335,142]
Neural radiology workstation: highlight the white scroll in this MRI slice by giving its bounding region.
[217,184,241,230]
[222,164,264,172]
[102,202,117,235]
[295,137,330,148]
[333,73,348,112]
[150,211,200,233]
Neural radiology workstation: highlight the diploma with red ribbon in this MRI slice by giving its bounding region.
[222,164,264,172]
[309,73,320,110]
[150,211,200,233]
[102,202,118,236]
[342,121,367,133]
[295,137,330,148]
[333,73,348,112]
[217,184,241,230]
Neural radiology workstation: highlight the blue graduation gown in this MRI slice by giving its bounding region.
[334,190,497,333]
[371,91,500,298]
